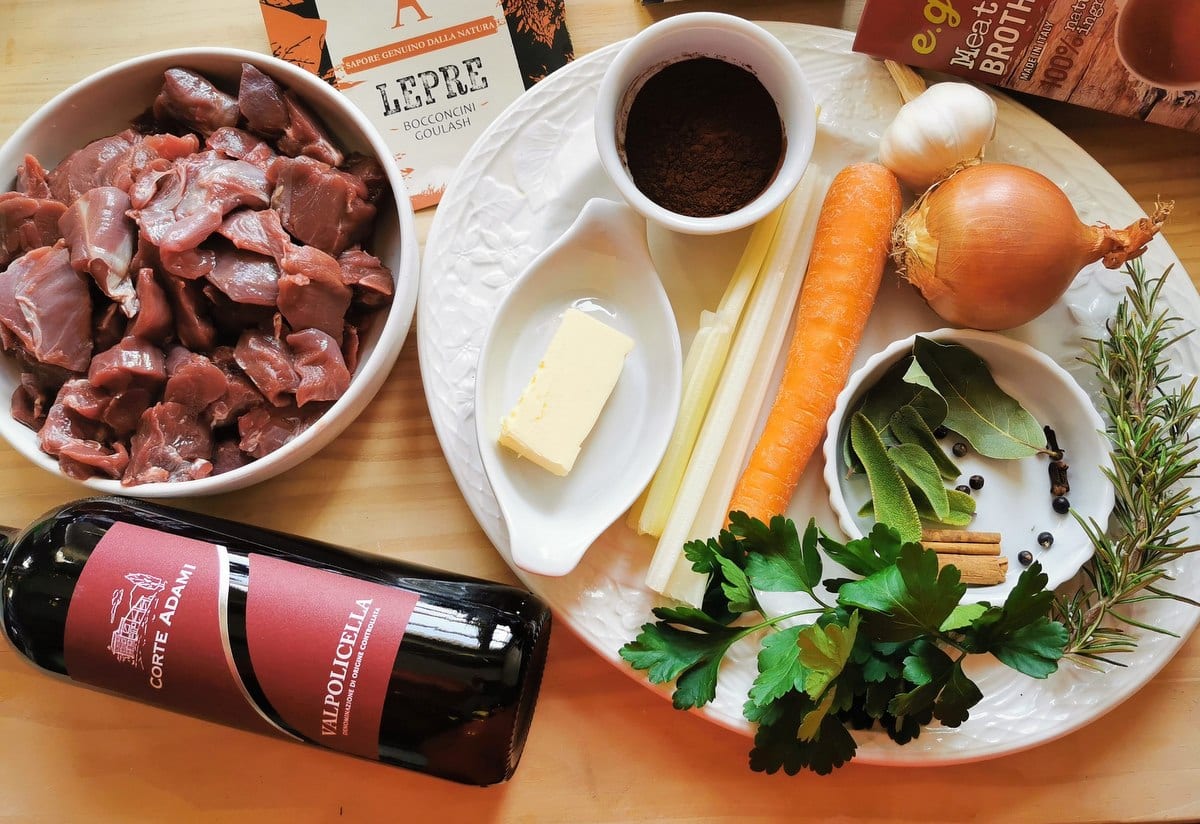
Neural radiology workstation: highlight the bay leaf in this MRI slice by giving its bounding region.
[861,357,946,430]
[844,356,947,475]
[888,443,950,519]
[912,336,1046,459]
[890,405,960,481]
[850,412,921,542]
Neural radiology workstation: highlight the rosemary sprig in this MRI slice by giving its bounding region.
[1053,259,1200,668]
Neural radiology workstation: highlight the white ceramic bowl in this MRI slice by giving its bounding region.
[593,13,816,235]
[821,328,1115,603]
[0,47,419,497]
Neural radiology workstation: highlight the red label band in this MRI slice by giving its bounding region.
[245,553,418,758]
[62,522,418,758]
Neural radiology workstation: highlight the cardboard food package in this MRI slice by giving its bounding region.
[853,0,1200,133]
[259,0,574,209]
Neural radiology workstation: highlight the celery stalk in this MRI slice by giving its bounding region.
[646,169,829,602]
[634,208,784,537]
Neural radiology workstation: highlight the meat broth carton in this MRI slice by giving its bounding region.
[259,0,574,209]
[853,0,1200,133]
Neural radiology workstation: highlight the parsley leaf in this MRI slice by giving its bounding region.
[819,522,906,580]
[902,638,954,686]
[888,640,983,728]
[619,618,742,709]
[959,562,1068,678]
[838,543,966,642]
[739,514,823,595]
[619,515,1070,776]
[940,602,988,632]
[934,660,983,727]
[797,612,860,698]
[713,553,759,614]
[748,625,805,707]
[749,692,858,776]
[684,531,755,623]
[889,639,952,718]
[990,619,1069,678]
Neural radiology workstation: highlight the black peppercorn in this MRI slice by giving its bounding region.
[955,484,971,495]
[952,442,968,457]
[933,425,949,439]
[1052,496,1070,514]
[1018,550,1034,566]
[969,474,984,490]
[1038,531,1054,548]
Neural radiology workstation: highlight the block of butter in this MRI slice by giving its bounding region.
[498,308,635,476]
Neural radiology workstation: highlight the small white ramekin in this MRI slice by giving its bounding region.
[821,328,1115,603]
[593,13,816,236]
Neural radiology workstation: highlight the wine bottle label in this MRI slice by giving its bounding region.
[244,553,418,758]
[63,523,419,758]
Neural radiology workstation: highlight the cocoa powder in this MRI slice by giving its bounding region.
[622,57,784,218]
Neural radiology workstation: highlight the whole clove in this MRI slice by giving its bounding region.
[1044,425,1065,461]
[1049,459,1070,496]
[1044,425,1071,498]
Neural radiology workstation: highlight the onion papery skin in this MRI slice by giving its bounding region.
[897,164,1168,331]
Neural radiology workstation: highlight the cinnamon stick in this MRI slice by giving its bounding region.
[920,529,1001,544]
[935,554,1008,586]
[922,541,1002,556]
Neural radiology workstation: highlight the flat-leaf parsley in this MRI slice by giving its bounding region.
[619,514,1067,775]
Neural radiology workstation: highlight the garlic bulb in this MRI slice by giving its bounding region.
[879,82,998,192]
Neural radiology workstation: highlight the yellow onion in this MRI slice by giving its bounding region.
[895,163,1171,330]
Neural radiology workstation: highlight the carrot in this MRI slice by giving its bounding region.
[728,162,903,523]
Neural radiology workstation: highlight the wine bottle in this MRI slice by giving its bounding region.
[0,496,551,786]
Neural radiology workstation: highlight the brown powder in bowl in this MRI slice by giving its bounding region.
[622,57,784,218]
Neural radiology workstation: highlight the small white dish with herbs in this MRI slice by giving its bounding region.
[822,328,1114,604]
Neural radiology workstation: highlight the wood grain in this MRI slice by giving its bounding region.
[0,1,1198,821]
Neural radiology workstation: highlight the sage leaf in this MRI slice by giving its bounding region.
[850,413,921,543]
[854,489,974,527]
[912,336,1046,458]
[937,488,977,526]
[859,487,975,528]
[888,443,950,519]
[890,404,960,481]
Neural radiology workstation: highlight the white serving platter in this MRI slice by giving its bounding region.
[418,23,1200,765]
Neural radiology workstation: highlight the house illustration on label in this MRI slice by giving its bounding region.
[108,573,165,667]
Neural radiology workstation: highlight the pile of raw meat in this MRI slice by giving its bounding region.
[0,64,395,485]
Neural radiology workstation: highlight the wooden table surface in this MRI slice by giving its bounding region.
[1,1,1198,821]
